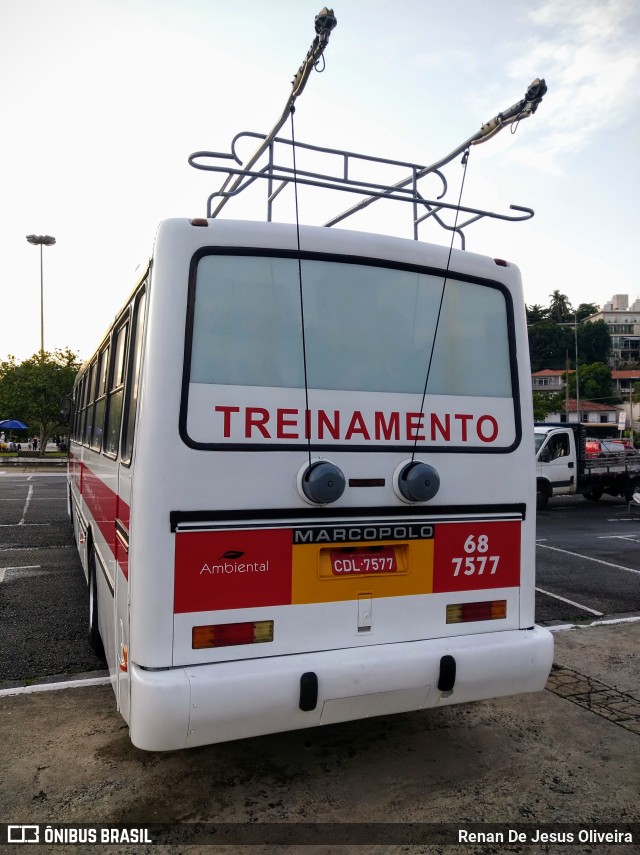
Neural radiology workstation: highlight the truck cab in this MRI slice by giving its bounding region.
[535,426,577,508]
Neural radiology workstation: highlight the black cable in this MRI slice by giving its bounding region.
[412,149,471,462]
[290,106,312,465]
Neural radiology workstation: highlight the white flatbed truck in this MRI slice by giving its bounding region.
[535,423,640,509]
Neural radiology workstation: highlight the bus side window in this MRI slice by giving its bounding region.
[104,320,129,457]
[72,375,84,441]
[90,345,110,451]
[79,372,90,443]
[83,362,97,446]
[121,288,147,465]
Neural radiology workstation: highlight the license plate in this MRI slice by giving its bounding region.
[330,547,398,576]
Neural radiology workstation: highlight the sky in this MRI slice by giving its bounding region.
[1,0,639,364]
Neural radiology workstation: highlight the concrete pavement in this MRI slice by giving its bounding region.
[0,621,638,831]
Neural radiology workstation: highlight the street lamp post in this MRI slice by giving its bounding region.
[26,234,56,358]
[558,317,581,423]
[574,314,580,424]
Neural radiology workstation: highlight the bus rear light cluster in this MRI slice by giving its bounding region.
[446,600,506,624]
[192,620,274,649]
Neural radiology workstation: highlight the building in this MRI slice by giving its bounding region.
[531,369,572,394]
[532,372,639,435]
[585,294,640,366]
[611,369,640,435]
[541,398,622,428]
[612,368,640,398]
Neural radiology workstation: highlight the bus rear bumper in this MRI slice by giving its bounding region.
[129,626,553,751]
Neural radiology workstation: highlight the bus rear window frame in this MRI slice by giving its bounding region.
[179,247,522,454]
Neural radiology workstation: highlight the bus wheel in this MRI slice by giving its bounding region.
[583,487,603,501]
[88,545,104,658]
[536,483,549,511]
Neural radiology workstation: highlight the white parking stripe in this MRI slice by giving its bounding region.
[0,498,65,501]
[0,565,43,583]
[549,615,640,632]
[0,523,50,527]
[0,565,41,571]
[0,675,110,697]
[536,542,640,575]
[0,472,67,478]
[18,485,33,525]
[535,586,603,616]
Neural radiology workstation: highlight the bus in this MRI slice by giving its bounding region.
[67,17,552,751]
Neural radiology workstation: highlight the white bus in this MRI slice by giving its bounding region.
[68,214,553,750]
[67,19,552,750]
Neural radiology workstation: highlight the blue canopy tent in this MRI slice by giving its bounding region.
[0,420,29,430]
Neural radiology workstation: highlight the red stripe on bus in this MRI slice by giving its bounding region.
[70,454,130,580]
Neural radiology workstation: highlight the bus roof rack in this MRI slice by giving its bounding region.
[188,8,547,248]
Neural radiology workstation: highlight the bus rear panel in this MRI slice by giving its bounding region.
[66,219,553,750]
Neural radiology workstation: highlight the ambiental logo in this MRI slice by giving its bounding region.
[200,549,269,575]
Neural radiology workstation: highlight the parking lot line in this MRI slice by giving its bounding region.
[0,523,50,527]
[0,675,110,697]
[0,472,67,478]
[18,485,33,525]
[537,543,640,575]
[535,586,603,616]
[0,565,42,583]
[0,565,41,571]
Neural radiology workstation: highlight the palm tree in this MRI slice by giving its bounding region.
[548,290,573,323]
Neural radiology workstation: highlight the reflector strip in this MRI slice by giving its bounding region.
[192,620,274,649]
[446,600,507,624]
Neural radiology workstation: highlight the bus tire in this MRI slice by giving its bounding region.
[88,544,104,658]
[583,487,603,501]
[536,482,550,511]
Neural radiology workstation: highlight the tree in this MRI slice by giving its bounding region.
[548,290,573,323]
[567,362,614,404]
[526,304,548,324]
[532,392,564,422]
[0,349,80,455]
[528,321,573,372]
[575,302,600,322]
[577,320,611,365]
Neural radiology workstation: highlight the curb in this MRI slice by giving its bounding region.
[0,458,67,468]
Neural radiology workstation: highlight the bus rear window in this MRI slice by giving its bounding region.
[189,255,513,398]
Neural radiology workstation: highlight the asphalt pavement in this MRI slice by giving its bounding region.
[1,468,639,851]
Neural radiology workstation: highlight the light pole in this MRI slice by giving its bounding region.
[574,314,580,425]
[26,234,56,358]
[557,317,580,423]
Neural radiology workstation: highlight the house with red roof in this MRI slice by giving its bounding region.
[540,398,623,428]
[531,369,573,394]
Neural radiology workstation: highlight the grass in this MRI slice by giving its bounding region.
[0,451,68,458]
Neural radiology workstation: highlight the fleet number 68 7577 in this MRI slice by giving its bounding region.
[451,534,500,576]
